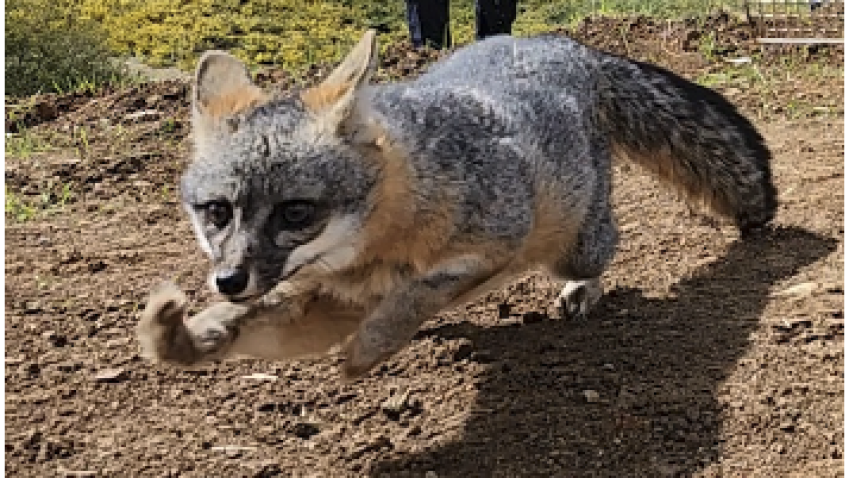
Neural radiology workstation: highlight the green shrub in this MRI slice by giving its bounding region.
[69,0,527,73]
[6,0,124,96]
[69,0,738,75]
[75,0,400,73]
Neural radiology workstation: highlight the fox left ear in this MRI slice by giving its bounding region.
[301,30,379,138]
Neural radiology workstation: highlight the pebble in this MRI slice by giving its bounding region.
[93,368,128,383]
[241,373,278,381]
[583,390,600,403]
[772,282,818,298]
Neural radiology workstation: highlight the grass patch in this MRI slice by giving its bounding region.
[5,124,53,159]
[696,59,844,119]
[5,189,38,222]
[697,60,843,94]
[5,182,76,222]
[5,100,56,158]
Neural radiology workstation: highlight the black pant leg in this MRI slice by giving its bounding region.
[405,0,452,49]
[475,0,518,40]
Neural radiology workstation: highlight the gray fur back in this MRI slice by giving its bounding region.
[367,35,615,243]
[367,34,776,236]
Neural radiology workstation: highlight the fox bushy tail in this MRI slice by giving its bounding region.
[596,54,778,235]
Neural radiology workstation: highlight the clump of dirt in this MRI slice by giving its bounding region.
[6,91,99,134]
[5,15,844,478]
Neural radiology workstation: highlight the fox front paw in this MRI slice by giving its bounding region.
[136,281,196,364]
[137,282,247,366]
[183,301,248,356]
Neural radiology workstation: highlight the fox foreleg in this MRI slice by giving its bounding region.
[137,281,364,366]
[341,255,499,378]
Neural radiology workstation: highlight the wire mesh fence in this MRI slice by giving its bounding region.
[742,0,843,43]
[577,1,843,44]
[744,0,843,43]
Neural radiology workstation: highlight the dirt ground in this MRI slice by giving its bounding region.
[5,16,844,477]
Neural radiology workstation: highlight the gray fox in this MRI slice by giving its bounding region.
[138,30,777,378]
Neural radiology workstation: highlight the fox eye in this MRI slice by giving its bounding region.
[204,201,232,229]
[272,201,315,230]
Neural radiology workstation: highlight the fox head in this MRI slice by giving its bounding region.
[180,30,404,302]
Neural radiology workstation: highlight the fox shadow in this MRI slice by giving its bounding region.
[370,226,837,477]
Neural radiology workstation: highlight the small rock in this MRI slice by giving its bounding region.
[772,282,818,298]
[23,302,42,314]
[145,95,163,107]
[291,422,321,439]
[25,362,41,376]
[724,56,752,65]
[335,392,357,405]
[452,341,474,362]
[57,469,97,477]
[105,337,130,349]
[773,318,812,332]
[583,390,600,403]
[42,331,68,347]
[694,255,719,268]
[34,102,58,121]
[6,355,25,366]
[822,281,841,292]
[425,472,439,478]
[55,361,82,373]
[124,110,161,121]
[241,372,278,381]
[257,463,284,475]
[210,445,256,458]
[350,434,392,458]
[381,387,411,420]
[602,363,615,371]
[93,368,128,383]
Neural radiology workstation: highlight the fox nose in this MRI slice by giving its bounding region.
[215,268,249,296]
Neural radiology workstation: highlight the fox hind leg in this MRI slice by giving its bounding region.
[557,277,603,319]
[548,199,617,320]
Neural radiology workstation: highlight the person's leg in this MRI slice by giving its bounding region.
[475,0,518,40]
[405,0,451,49]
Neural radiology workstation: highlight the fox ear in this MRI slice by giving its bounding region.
[301,30,379,136]
[192,51,267,149]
